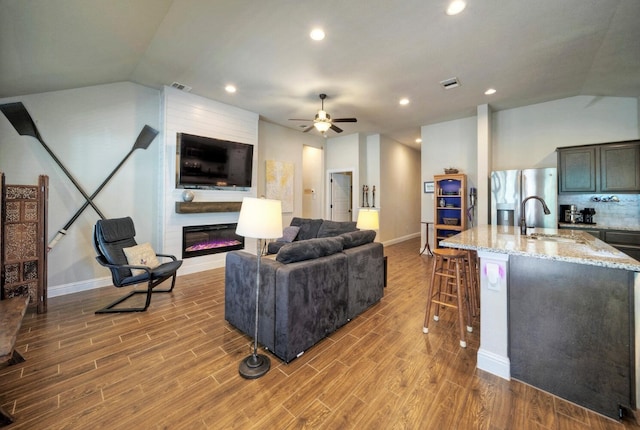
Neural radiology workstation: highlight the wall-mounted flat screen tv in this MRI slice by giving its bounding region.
[176,132,254,190]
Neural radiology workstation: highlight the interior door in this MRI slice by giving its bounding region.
[330,172,352,221]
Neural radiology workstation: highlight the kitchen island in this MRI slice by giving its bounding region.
[441,225,640,420]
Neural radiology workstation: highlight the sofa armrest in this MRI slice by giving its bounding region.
[343,242,385,320]
[224,251,279,350]
[273,252,349,362]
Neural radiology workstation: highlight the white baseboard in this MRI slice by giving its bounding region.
[477,348,511,380]
[381,232,420,247]
[48,276,113,298]
[48,259,227,297]
[48,233,419,297]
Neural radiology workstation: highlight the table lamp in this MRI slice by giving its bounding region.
[235,197,283,379]
[357,208,379,232]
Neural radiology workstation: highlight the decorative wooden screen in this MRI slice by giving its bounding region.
[1,174,48,313]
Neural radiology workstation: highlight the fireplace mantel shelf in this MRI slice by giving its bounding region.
[175,201,242,214]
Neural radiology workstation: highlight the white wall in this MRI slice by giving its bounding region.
[492,95,639,170]
[258,121,324,226]
[325,133,361,220]
[379,135,421,243]
[302,145,324,218]
[421,116,478,249]
[0,82,160,296]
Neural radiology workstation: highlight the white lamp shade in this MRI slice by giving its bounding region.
[236,197,283,239]
[356,208,379,230]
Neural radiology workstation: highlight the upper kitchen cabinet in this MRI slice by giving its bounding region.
[557,140,640,194]
[600,142,640,192]
[558,146,597,192]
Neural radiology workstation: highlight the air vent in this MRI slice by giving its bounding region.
[440,77,460,90]
[171,82,192,92]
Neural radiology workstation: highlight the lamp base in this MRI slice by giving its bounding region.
[238,353,270,379]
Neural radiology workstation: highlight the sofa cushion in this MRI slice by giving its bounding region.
[317,220,357,238]
[276,226,300,243]
[290,217,323,240]
[276,237,344,264]
[340,230,376,249]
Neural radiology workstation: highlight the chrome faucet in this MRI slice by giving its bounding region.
[520,196,551,234]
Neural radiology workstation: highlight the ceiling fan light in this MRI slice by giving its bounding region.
[446,0,466,15]
[314,121,331,132]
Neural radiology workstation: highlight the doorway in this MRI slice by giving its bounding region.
[330,171,353,221]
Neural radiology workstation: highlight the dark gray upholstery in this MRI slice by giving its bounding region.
[273,252,348,361]
[267,217,357,254]
[224,252,278,350]
[316,220,357,238]
[276,237,343,264]
[340,230,376,249]
[343,242,384,319]
[225,226,384,363]
[290,217,323,240]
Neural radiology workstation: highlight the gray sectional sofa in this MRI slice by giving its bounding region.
[224,218,384,363]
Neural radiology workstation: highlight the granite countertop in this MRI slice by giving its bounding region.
[558,222,640,232]
[441,225,640,272]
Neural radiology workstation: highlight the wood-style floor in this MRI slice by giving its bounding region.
[1,238,638,429]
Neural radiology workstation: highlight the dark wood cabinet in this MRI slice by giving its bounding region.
[604,230,640,261]
[557,140,640,194]
[558,146,597,193]
[559,225,640,260]
[600,143,640,192]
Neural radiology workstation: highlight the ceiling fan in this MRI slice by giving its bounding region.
[289,94,357,134]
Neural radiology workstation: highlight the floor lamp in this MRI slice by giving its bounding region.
[235,197,283,379]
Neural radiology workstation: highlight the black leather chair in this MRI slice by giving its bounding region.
[93,217,182,313]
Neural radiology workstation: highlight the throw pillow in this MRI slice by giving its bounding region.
[340,230,376,249]
[276,237,344,264]
[290,218,323,240]
[317,220,357,238]
[276,226,300,243]
[123,242,160,276]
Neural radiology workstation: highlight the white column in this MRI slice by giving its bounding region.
[477,250,510,380]
[476,104,492,226]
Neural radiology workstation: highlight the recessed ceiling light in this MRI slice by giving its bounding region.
[310,28,325,41]
[484,88,497,95]
[415,138,422,143]
[225,84,237,93]
[446,0,466,15]
[399,98,410,106]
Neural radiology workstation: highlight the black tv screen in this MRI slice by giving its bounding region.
[176,132,254,190]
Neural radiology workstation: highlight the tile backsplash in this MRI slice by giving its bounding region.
[558,194,640,228]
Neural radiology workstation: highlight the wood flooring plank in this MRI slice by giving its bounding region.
[2,238,638,429]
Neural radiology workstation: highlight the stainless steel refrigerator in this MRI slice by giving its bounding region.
[490,168,558,229]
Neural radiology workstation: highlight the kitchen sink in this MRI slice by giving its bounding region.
[525,233,585,244]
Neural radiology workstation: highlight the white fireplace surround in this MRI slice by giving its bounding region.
[160,86,259,276]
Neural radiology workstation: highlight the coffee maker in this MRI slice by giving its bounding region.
[559,204,581,223]
[580,208,596,224]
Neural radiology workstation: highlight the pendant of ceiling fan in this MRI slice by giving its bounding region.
[289,93,357,134]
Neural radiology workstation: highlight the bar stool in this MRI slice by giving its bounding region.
[464,250,480,316]
[422,248,473,347]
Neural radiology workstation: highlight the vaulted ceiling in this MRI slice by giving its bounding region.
[1,0,639,146]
